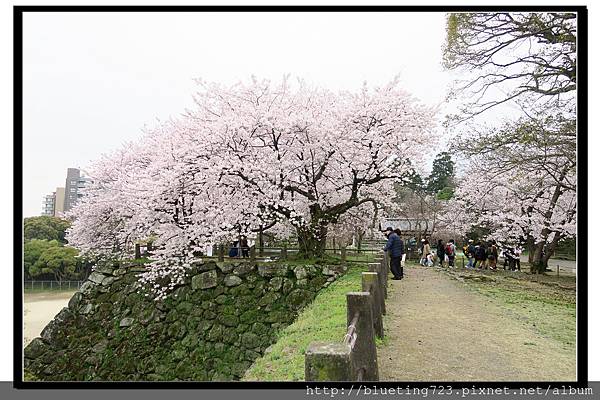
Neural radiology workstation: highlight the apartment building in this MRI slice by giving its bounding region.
[41,168,91,216]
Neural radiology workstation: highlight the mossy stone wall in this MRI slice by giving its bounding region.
[24,260,345,381]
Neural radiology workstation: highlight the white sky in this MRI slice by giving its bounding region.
[23,11,457,217]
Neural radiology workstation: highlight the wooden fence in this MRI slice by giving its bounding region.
[304,252,389,381]
[148,244,381,264]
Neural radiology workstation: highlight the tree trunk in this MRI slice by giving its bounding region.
[357,231,364,252]
[297,225,328,259]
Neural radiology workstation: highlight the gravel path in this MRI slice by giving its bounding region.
[378,265,576,381]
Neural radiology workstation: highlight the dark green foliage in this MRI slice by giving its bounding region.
[426,152,455,198]
[24,216,71,243]
[30,245,79,282]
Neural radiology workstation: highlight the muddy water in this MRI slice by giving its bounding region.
[24,291,75,345]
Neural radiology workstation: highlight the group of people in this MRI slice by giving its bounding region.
[419,238,522,271]
[382,228,526,279]
[228,236,250,258]
[463,240,522,271]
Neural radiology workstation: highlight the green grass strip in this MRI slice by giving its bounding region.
[242,265,367,381]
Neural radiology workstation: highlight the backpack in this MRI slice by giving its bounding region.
[445,243,453,255]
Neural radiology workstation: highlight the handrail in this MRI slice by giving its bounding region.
[343,312,359,348]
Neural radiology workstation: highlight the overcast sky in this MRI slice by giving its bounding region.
[23,11,460,217]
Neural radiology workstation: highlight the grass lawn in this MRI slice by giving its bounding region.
[446,267,576,351]
[242,265,369,381]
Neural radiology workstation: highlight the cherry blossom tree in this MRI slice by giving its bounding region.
[446,113,576,273]
[67,77,437,295]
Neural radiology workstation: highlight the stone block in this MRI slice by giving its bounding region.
[216,262,235,274]
[224,275,243,287]
[101,276,116,286]
[192,270,218,290]
[67,292,82,310]
[233,263,255,276]
[119,317,134,327]
[258,264,287,278]
[268,277,283,291]
[88,272,106,285]
[24,338,47,359]
[294,266,308,280]
[241,332,261,349]
[305,342,352,381]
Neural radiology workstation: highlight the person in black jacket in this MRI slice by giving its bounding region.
[474,241,487,269]
[383,227,404,280]
[436,239,445,267]
[466,239,476,269]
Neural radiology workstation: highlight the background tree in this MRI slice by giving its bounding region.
[426,151,455,198]
[29,246,79,282]
[23,239,60,279]
[443,12,576,120]
[24,216,71,243]
[450,115,576,273]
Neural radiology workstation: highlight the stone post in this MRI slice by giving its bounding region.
[134,244,141,260]
[346,292,379,381]
[305,342,352,381]
[368,262,386,315]
[218,244,225,262]
[373,255,388,300]
[281,243,288,260]
[361,272,384,339]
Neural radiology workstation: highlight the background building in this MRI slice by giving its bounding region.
[63,168,91,212]
[54,187,65,216]
[41,168,90,216]
[41,193,55,216]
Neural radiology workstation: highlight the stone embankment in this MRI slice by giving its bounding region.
[24,260,345,381]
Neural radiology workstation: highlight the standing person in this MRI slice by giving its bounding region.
[446,239,457,268]
[436,239,445,267]
[240,235,249,258]
[383,227,403,280]
[488,240,498,270]
[475,241,487,269]
[502,246,515,270]
[393,229,405,277]
[466,240,475,269]
[421,239,431,267]
[514,246,522,271]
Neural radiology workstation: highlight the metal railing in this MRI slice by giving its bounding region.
[24,281,84,291]
[304,252,388,381]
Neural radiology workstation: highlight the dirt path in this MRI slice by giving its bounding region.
[378,265,575,381]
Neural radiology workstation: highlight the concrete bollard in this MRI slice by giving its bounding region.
[361,272,384,339]
[305,342,352,381]
[346,292,379,381]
